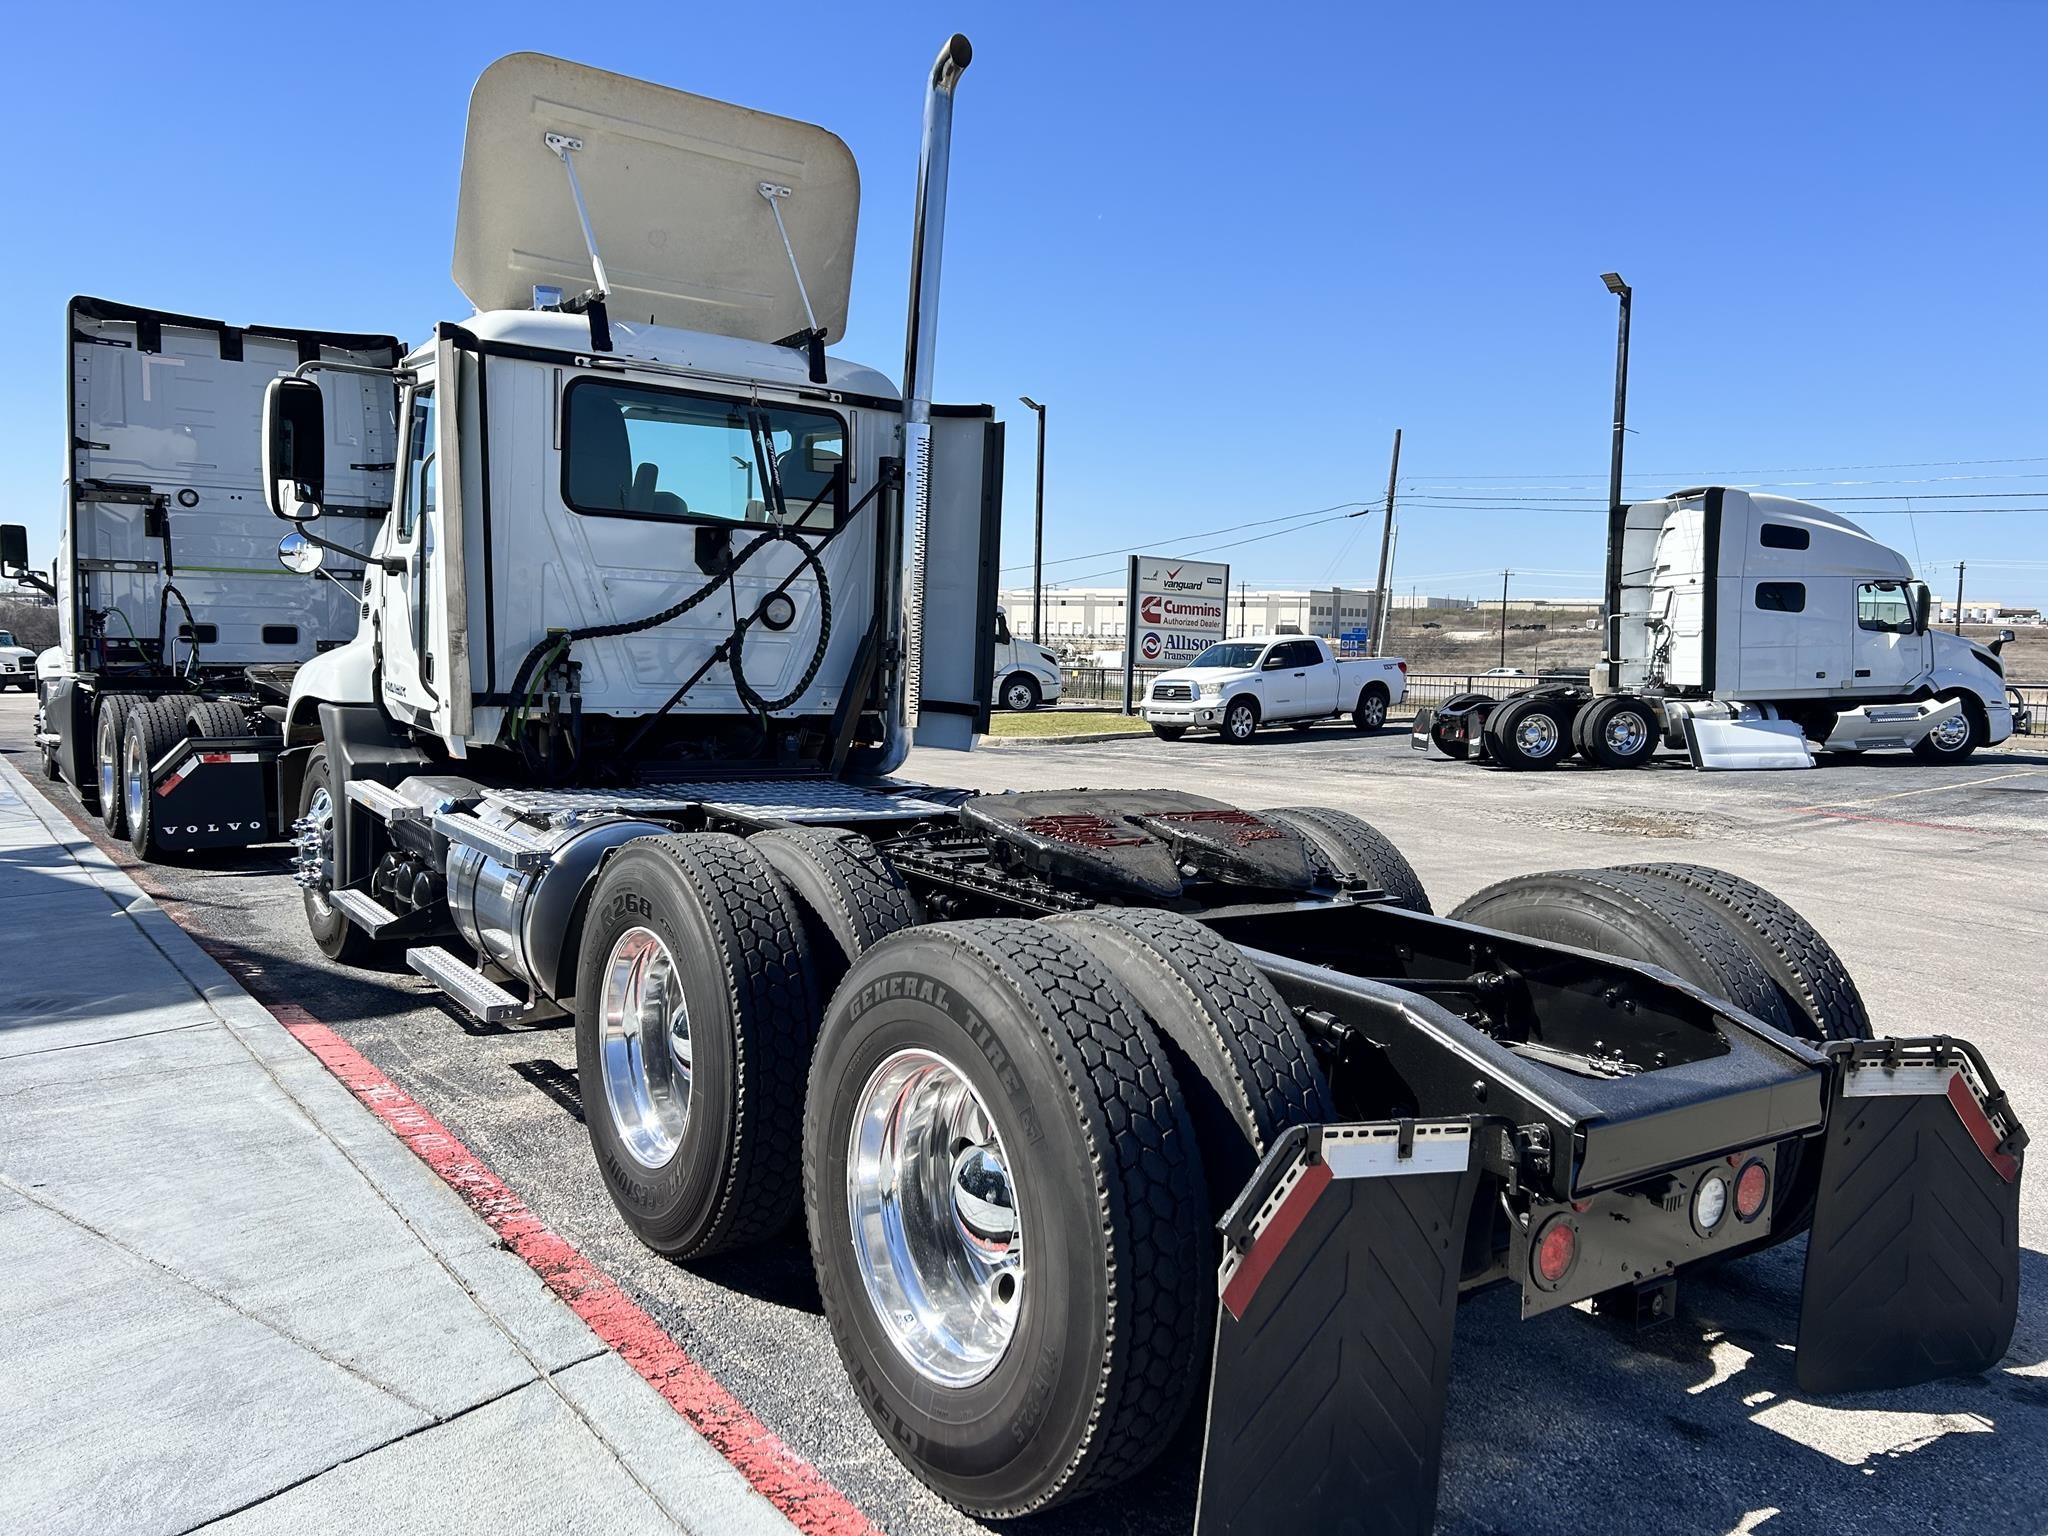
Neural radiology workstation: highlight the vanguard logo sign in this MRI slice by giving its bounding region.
[1140,562,1227,595]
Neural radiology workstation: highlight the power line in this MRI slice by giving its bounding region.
[1006,501,1367,575]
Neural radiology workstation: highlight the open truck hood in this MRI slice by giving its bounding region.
[455,53,860,343]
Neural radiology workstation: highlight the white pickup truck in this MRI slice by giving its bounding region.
[1143,636,1407,742]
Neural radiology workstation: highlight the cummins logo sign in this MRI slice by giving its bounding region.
[1127,555,1230,675]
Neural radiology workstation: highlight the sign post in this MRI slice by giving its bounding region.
[1122,554,1231,714]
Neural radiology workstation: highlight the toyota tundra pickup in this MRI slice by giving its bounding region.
[1143,634,1407,741]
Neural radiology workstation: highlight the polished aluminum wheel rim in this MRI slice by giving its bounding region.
[1604,711,1648,755]
[1005,681,1034,710]
[304,786,338,915]
[849,1049,1023,1388]
[600,927,691,1169]
[1515,712,1560,757]
[124,738,146,829]
[1928,713,1970,751]
[98,724,119,811]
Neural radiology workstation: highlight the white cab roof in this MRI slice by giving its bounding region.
[454,54,860,344]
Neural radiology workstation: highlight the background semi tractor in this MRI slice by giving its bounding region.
[1414,486,2025,769]
[6,298,394,857]
[15,39,2022,1534]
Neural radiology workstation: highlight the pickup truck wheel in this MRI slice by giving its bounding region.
[297,749,382,964]
[1583,695,1658,769]
[1150,724,1187,741]
[1220,696,1259,743]
[1352,683,1390,732]
[749,826,919,997]
[1261,805,1431,913]
[1911,698,1981,762]
[1000,673,1041,711]
[1484,696,1572,769]
[578,833,818,1259]
[122,699,188,860]
[93,694,138,831]
[1051,908,1334,1212]
[805,920,1206,1515]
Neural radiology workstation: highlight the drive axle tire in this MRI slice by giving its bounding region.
[1220,696,1259,744]
[1613,864,1871,1043]
[1582,695,1659,769]
[1451,869,1795,1034]
[1150,724,1187,741]
[749,826,920,996]
[298,747,382,964]
[93,694,138,832]
[186,700,247,739]
[1429,717,1471,759]
[122,698,188,861]
[1352,682,1391,733]
[1052,907,1333,1211]
[1261,805,1431,913]
[1484,695,1573,770]
[577,833,818,1260]
[805,920,1207,1516]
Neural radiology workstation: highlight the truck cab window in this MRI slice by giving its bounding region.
[398,388,436,543]
[1759,522,1810,550]
[562,379,845,528]
[1857,581,1915,633]
[1755,582,1805,613]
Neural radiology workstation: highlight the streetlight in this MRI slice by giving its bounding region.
[730,454,756,502]
[1599,271,1632,689]
[1019,396,1047,643]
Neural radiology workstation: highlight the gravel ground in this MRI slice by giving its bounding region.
[9,692,2043,1536]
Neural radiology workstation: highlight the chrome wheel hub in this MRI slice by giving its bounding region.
[1514,712,1560,757]
[1928,713,1970,751]
[599,927,691,1169]
[849,1049,1023,1388]
[294,788,337,902]
[1603,711,1648,754]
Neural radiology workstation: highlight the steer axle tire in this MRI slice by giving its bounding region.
[298,747,381,964]
[577,833,819,1260]
[805,920,1207,1517]
[1262,804,1432,914]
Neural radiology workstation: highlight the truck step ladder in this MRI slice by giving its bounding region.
[432,809,552,870]
[345,779,426,823]
[406,945,524,1024]
[328,888,404,937]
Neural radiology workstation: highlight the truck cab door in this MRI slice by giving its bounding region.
[1263,641,1307,717]
[1848,580,1926,692]
[377,381,436,721]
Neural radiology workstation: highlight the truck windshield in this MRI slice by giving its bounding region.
[563,380,845,528]
[0,632,15,647]
[1189,643,1264,668]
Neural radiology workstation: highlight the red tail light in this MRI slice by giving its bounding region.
[1735,1160,1769,1222]
[1533,1216,1577,1285]
[1397,660,1408,673]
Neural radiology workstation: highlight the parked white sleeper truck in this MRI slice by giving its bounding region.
[207,43,2019,1532]
[1413,487,2023,769]
[1143,634,1407,741]
[991,605,1062,709]
[0,298,393,856]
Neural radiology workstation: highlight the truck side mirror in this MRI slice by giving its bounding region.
[1990,628,2016,656]
[0,523,27,572]
[1914,585,1932,634]
[262,377,327,521]
[277,530,326,574]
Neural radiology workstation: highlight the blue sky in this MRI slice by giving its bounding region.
[3,1,2042,605]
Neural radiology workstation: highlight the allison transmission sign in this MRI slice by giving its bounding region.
[1128,556,1230,664]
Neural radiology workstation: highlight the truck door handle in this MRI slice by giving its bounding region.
[1292,671,1306,677]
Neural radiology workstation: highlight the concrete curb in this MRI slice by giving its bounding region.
[979,728,1154,747]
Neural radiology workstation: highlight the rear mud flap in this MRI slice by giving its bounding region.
[1796,1037,2026,1395]
[1195,1119,1481,1536]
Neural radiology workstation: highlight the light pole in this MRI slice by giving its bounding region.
[1019,396,1047,643]
[1599,271,1632,688]
[730,454,756,502]
[1499,569,1511,670]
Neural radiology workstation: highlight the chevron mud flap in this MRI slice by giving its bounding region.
[1796,1037,2026,1395]
[1195,1119,1481,1536]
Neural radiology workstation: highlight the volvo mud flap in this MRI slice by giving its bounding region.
[1195,1120,1481,1536]
[1796,1037,2025,1395]
[148,737,279,851]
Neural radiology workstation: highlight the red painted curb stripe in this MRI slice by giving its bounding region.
[1220,1160,1331,1322]
[265,1005,878,1536]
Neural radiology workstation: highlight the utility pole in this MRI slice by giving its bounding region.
[1238,580,1248,635]
[1954,561,1966,635]
[1599,273,1632,689]
[1371,428,1401,655]
[1499,569,1511,669]
[1019,397,1047,642]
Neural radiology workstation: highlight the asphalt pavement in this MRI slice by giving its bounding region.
[4,692,2042,1536]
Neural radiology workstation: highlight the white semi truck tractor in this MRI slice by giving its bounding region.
[239,42,2022,1532]
[1413,487,2024,769]
[0,299,395,858]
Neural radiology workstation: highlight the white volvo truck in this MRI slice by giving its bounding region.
[1414,487,2024,769]
[0,298,394,856]
[229,43,2018,1533]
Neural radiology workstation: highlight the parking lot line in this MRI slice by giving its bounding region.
[1792,768,2047,813]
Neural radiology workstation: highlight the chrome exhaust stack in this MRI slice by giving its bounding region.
[897,34,972,737]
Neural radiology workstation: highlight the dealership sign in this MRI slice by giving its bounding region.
[1129,555,1230,665]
